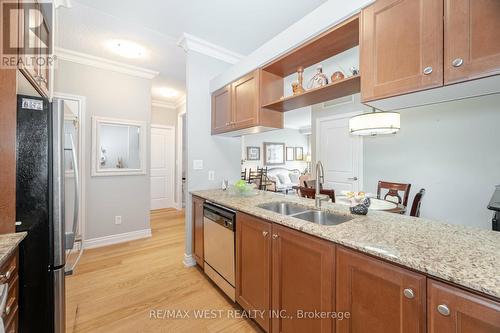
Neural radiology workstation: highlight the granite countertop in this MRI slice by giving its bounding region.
[192,189,500,300]
[0,232,27,267]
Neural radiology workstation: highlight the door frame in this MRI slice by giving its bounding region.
[53,92,87,243]
[315,111,364,191]
[150,124,176,210]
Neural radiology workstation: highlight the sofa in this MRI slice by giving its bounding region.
[267,168,304,194]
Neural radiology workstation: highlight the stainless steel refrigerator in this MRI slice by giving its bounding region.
[16,96,80,333]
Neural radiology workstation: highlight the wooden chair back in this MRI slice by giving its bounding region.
[377,181,411,207]
[297,187,335,203]
[304,179,322,189]
[241,168,247,181]
[410,189,425,217]
[248,167,269,190]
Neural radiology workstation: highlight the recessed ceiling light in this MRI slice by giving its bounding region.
[159,87,180,98]
[106,39,146,59]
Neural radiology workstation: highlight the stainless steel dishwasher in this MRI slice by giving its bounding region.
[203,202,236,301]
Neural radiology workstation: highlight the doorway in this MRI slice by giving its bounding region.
[316,112,363,192]
[150,125,176,210]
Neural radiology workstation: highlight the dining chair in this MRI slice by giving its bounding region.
[377,181,411,207]
[298,187,335,203]
[410,189,425,217]
[304,179,323,189]
[241,168,247,181]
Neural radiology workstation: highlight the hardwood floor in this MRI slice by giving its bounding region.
[66,209,262,333]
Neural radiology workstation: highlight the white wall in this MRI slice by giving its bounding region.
[312,93,500,230]
[184,51,241,262]
[242,129,309,172]
[55,60,152,239]
[151,105,177,127]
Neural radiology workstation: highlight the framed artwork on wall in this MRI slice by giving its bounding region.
[246,146,260,161]
[286,147,295,161]
[295,147,304,161]
[263,142,285,165]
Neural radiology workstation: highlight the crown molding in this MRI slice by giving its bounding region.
[177,33,244,65]
[152,96,186,109]
[55,47,159,79]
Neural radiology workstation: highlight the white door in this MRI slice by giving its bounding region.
[316,114,363,193]
[150,126,175,210]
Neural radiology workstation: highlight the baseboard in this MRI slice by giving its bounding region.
[84,229,152,249]
[183,253,197,267]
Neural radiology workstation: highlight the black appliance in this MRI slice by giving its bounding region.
[15,95,67,333]
[487,185,500,232]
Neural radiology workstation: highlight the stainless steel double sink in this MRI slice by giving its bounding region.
[257,202,353,226]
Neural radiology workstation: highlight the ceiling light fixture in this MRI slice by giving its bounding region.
[106,39,146,59]
[159,87,180,99]
[349,108,400,136]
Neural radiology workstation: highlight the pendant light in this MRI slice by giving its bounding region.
[349,108,400,136]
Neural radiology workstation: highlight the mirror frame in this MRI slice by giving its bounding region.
[91,116,147,176]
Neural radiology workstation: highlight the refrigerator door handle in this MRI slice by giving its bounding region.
[52,99,65,268]
[65,134,79,250]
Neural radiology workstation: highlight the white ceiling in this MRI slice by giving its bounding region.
[56,0,327,102]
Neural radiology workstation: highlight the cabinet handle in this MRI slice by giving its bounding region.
[437,304,450,316]
[272,234,279,240]
[225,122,230,126]
[452,58,464,68]
[0,267,14,283]
[403,288,415,299]
[423,67,433,75]
[262,231,269,237]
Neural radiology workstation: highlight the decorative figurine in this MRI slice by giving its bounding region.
[331,71,345,82]
[350,197,371,215]
[349,66,360,76]
[308,65,329,89]
[292,66,306,95]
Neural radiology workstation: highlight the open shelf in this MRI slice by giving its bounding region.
[262,15,359,77]
[262,75,360,112]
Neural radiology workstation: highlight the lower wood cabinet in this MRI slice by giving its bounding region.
[428,279,500,333]
[236,212,272,332]
[271,223,335,333]
[336,247,426,333]
[1,250,19,333]
[191,196,205,267]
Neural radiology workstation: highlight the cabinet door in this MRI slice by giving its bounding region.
[236,213,272,332]
[360,0,443,102]
[37,7,50,97]
[211,85,232,135]
[428,279,500,333]
[336,247,426,333]
[444,0,500,84]
[231,71,259,130]
[192,196,204,267]
[272,224,335,333]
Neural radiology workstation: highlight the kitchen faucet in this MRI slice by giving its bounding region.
[315,161,329,209]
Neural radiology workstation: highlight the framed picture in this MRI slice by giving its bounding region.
[295,147,304,161]
[246,146,260,161]
[263,142,285,165]
[286,147,295,161]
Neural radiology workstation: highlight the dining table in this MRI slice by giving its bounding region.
[335,195,407,214]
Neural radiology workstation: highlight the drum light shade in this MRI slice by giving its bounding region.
[349,110,400,136]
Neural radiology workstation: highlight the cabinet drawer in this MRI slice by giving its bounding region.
[2,275,19,327]
[0,251,18,284]
[5,309,18,333]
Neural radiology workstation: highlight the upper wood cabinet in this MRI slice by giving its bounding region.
[191,196,205,267]
[444,0,500,84]
[211,70,283,135]
[360,0,444,102]
[272,224,335,333]
[428,279,500,333]
[336,247,426,333]
[236,213,272,332]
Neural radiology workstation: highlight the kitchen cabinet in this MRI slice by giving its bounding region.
[428,279,500,333]
[272,224,335,333]
[211,70,283,136]
[1,250,19,332]
[18,0,51,98]
[235,213,272,332]
[336,247,426,333]
[444,0,500,84]
[191,196,204,267]
[360,0,443,102]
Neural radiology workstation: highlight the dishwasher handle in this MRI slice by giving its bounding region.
[203,204,235,231]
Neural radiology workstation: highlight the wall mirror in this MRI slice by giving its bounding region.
[92,117,146,176]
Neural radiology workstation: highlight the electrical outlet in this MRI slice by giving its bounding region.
[115,216,122,225]
[208,170,215,181]
[193,160,203,170]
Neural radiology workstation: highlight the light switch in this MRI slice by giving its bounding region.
[193,160,203,170]
[208,170,215,181]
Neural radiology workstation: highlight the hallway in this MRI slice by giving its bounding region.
[66,209,261,333]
